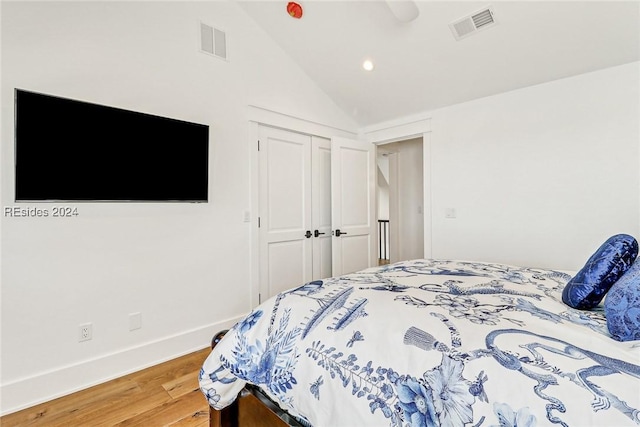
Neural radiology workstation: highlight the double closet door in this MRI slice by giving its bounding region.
[258,125,376,301]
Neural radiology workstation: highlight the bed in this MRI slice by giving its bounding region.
[199,259,640,426]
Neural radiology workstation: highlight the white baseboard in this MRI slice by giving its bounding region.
[0,316,242,416]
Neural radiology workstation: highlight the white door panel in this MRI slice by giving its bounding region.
[340,234,371,275]
[339,147,370,227]
[259,126,313,300]
[267,240,311,296]
[312,137,332,281]
[259,128,374,300]
[266,138,307,231]
[331,137,376,276]
[318,236,332,279]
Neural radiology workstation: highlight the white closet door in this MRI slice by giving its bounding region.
[312,136,332,280]
[259,126,313,299]
[331,137,376,276]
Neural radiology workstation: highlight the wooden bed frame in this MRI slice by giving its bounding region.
[208,331,304,427]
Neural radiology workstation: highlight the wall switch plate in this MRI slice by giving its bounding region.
[129,312,142,331]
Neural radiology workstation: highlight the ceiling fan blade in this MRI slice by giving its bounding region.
[385,1,420,23]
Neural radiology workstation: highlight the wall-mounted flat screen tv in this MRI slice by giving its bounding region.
[14,89,209,202]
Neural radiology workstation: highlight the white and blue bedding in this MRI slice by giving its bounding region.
[199,259,640,426]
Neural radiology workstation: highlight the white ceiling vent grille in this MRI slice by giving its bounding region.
[200,22,227,60]
[449,6,497,41]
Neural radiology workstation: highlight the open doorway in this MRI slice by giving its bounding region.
[377,138,424,265]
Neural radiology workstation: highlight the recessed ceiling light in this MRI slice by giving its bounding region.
[362,59,375,71]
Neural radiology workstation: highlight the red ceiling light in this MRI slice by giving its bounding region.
[287,2,303,19]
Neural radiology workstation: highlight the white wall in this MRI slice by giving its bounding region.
[395,138,424,261]
[429,62,640,270]
[0,1,356,414]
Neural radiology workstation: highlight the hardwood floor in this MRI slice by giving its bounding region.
[0,348,212,427]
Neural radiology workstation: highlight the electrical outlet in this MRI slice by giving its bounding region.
[79,323,92,342]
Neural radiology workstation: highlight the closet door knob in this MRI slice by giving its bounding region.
[305,230,312,238]
[314,230,326,238]
[335,229,348,237]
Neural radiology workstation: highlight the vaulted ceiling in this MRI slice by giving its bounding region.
[239,1,640,127]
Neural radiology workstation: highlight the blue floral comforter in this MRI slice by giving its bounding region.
[199,259,640,426]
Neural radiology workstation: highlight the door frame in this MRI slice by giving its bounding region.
[248,106,358,308]
[362,115,433,261]
[387,151,400,263]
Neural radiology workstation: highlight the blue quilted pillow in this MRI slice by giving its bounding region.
[605,257,640,341]
[562,234,638,309]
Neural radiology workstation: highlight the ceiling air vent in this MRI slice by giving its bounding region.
[449,6,497,41]
[200,22,227,60]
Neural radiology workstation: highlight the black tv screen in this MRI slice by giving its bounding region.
[14,89,209,202]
